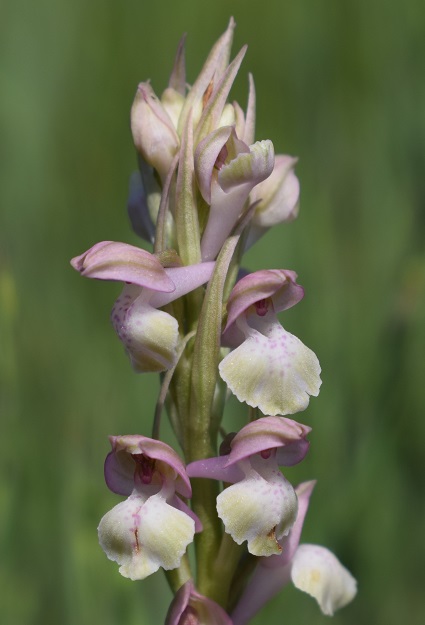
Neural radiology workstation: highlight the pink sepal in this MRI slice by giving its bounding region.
[224,270,304,333]
[226,417,311,466]
[70,241,175,292]
[104,435,192,498]
[165,580,233,625]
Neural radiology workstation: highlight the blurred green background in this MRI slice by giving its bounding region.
[2,0,425,623]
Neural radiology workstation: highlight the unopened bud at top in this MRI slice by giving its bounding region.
[131,82,179,183]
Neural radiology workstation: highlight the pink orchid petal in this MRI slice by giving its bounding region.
[224,269,304,334]
[170,495,203,533]
[195,45,247,144]
[250,155,299,226]
[131,83,179,183]
[226,416,311,466]
[232,559,291,625]
[165,581,192,625]
[233,100,246,139]
[70,241,175,291]
[105,435,192,498]
[195,125,234,203]
[177,17,235,135]
[150,262,215,308]
[166,581,233,625]
[168,34,186,95]
[243,73,256,146]
[200,180,254,261]
[187,455,244,484]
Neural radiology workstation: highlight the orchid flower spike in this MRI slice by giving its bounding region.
[70,241,214,372]
[165,580,232,625]
[98,435,201,581]
[187,416,310,556]
[219,269,322,415]
[232,481,357,625]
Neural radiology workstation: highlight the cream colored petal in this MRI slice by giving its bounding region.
[291,544,357,615]
[98,491,195,580]
[112,291,179,372]
[219,321,321,416]
[216,462,298,556]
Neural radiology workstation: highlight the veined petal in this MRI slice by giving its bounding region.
[291,544,357,615]
[70,241,175,291]
[216,456,298,556]
[98,489,195,581]
[112,287,179,373]
[219,315,321,416]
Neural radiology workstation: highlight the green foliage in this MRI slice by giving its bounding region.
[1,0,424,623]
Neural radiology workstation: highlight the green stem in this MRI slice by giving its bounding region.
[164,554,192,594]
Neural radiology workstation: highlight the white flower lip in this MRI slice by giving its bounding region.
[98,489,195,581]
[291,544,358,616]
[219,315,321,416]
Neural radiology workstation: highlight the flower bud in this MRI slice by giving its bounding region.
[161,87,185,130]
[131,82,179,183]
[250,155,299,227]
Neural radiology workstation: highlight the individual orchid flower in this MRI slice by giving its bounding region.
[194,126,274,261]
[98,435,201,581]
[219,269,321,416]
[231,481,357,625]
[245,155,300,249]
[165,580,232,625]
[70,241,214,372]
[131,82,180,184]
[187,416,311,557]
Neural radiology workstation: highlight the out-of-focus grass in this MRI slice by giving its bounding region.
[1,0,424,623]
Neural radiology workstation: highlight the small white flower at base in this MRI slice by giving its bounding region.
[219,317,321,416]
[98,489,195,581]
[216,455,298,556]
[290,544,357,616]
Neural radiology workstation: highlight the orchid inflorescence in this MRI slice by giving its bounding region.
[71,19,357,624]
